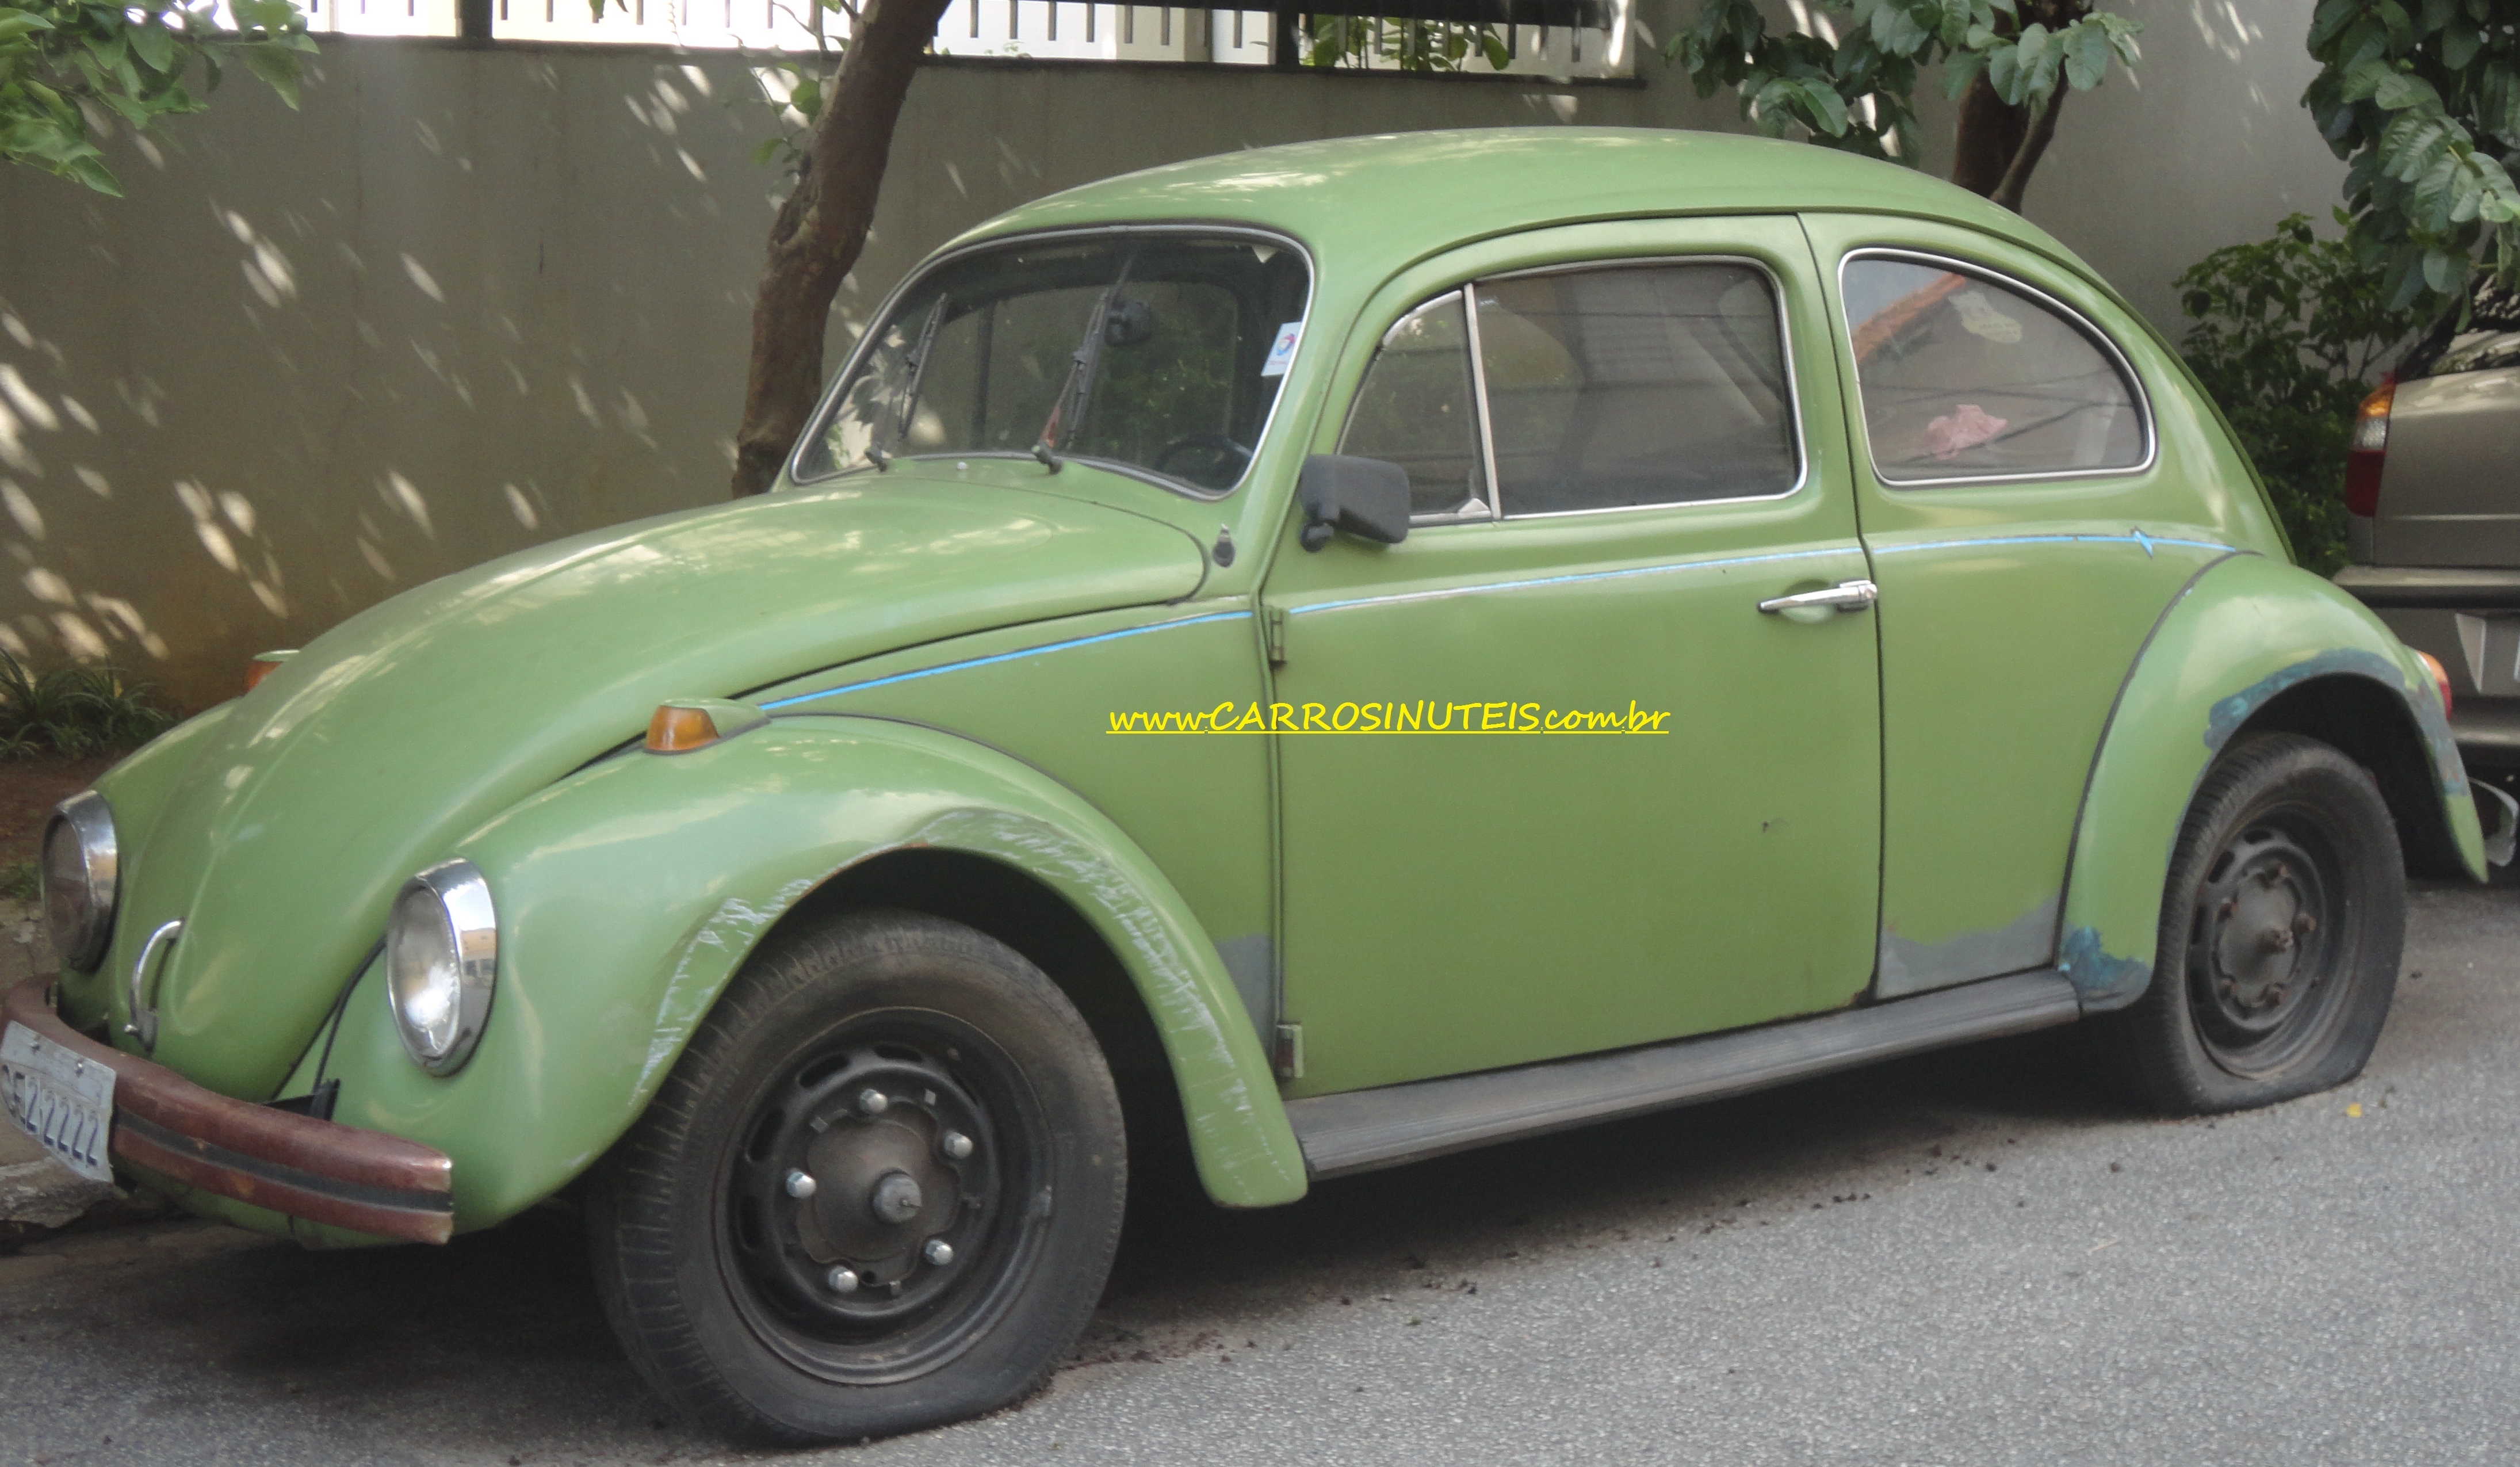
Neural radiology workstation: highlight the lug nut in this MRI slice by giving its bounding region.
[857,1088,890,1116]
[826,1266,860,1294]
[785,1170,817,1198]
[940,1130,974,1160]
[923,1239,954,1267]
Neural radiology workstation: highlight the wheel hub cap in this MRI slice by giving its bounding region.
[731,1042,992,1331]
[2186,814,2346,1075]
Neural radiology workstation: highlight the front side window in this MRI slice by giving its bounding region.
[796,232,1311,494]
[1842,254,2146,483]
[1334,260,1802,524]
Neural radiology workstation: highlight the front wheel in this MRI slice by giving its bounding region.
[588,911,1125,1443]
[2089,732,2407,1114]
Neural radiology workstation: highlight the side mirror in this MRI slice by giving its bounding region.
[1298,454,1412,552]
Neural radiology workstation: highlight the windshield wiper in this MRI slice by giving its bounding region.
[868,295,946,472]
[1033,247,1140,472]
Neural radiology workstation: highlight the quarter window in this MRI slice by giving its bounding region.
[1475,263,1798,514]
[1338,290,1489,519]
[1841,255,2145,483]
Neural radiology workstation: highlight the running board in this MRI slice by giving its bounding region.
[1284,969,2082,1181]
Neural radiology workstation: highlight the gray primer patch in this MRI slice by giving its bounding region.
[1875,893,2058,1000]
[2059,924,2149,1010]
[1213,933,1276,1042]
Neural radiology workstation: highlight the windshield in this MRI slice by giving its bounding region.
[794,232,1312,494]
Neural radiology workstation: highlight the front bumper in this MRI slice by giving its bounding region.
[3,977,454,1244]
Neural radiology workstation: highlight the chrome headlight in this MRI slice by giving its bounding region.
[41,792,118,972]
[387,859,498,1076]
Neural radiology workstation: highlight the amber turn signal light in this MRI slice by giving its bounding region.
[244,651,297,694]
[647,704,721,754]
[2416,650,2453,719]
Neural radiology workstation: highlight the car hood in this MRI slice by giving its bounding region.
[111,472,1206,1099]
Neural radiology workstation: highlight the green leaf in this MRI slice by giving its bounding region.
[2442,19,2481,70]
[2370,66,2443,111]
[1869,0,1929,58]
[63,152,122,195]
[2422,247,2465,295]
[1939,44,1987,99]
[127,17,173,72]
[233,40,300,106]
[0,11,58,40]
[2062,19,2112,91]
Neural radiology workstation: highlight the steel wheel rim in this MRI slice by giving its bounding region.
[712,1007,1049,1385]
[2184,800,2354,1079]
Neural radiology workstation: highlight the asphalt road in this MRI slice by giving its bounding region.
[5,880,2517,1467]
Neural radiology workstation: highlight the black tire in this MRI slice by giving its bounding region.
[2090,732,2407,1114]
[587,911,1125,1443]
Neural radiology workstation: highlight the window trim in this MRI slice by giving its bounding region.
[1835,247,2158,490]
[783,222,1318,502]
[1346,254,1814,526]
[1339,288,1496,528]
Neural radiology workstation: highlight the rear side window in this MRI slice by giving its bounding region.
[1476,263,1798,514]
[1841,254,2146,483]
[1338,290,1489,519]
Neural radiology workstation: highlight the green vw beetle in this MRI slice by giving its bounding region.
[6,129,2505,1442]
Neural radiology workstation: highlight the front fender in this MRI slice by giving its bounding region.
[2059,553,2482,1011]
[297,716,1307,1234]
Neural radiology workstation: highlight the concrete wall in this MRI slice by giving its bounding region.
[0,0,2346,709]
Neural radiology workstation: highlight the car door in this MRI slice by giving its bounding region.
[1263,218,1883,1098]
[1801,215,2242,998]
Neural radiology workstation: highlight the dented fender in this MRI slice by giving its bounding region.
[2059,553,2483,1011]
[287,717,1307,1233]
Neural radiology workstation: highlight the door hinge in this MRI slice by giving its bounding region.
[1272,1022,1304,1080]
[1264,606,1288,667]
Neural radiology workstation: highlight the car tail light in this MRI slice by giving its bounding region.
[2417,650,2454,718]
[2345,377,2393,518]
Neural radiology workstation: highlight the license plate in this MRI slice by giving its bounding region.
[0,1022,114,1183]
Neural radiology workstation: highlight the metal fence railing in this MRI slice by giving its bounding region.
[277,0,1632,77]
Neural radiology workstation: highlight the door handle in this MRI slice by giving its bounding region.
[1757,579,1879,616]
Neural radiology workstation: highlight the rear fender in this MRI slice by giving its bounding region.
[301,716,1307,1231]
[2060,553,2481,1010]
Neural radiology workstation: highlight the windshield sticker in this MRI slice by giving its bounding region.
[1260,321,1304,377]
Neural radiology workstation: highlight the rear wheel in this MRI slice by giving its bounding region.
[2090,733,2407,1114]
[588,911,1125,1443]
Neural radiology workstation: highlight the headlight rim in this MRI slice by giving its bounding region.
[387,857,498,1078]
[43,791,118,973]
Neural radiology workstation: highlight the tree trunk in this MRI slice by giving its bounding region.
[1987,83,2065,212]
[730,0,955,498]
[1948,73,2026,198]
[1949,0,2087,211]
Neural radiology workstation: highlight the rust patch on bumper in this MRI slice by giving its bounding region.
[3,977,453,1244]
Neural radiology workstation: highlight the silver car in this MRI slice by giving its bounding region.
[2336,277,2520,781]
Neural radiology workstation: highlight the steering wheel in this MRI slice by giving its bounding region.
[1150,433,1253,484]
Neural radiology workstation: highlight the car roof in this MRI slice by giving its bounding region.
[944,127,2087,288]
